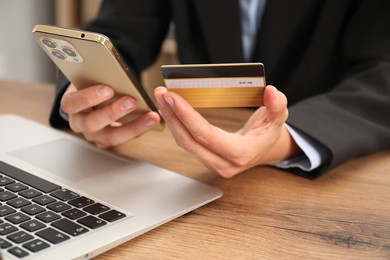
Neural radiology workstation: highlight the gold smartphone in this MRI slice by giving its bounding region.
[32,24,163,129]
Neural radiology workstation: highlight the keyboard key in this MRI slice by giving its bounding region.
[20,219,46,232]
[7,230,34,244]
[0,222,18,235]
[62,208,87,220]
[36,227,70,244]
[7,197,31,208]
[78,215,107,229]
[32,194,55,205]
[99,210,126,222]
[23,239,50,253]
[6,182,28,192]
[19,189,42,199]
[0,238,12,249]
[51,189,79,201]
[0,176,15,186]
[8,246,29,258]
[36,211,61,223]
[0,190,17,201]
[21,204,46,215]
[52,218,89,236]
[0,205,16,217]
[69,196,94,208]
[83,203,110,215]
[5,212,31,224]
[47,201,71,212]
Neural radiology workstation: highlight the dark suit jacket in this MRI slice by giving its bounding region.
[50,0,390,178]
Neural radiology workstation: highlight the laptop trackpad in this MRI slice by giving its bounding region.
[8,139,129,181]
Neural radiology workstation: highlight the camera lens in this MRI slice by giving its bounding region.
[62,47,77,57]
[42,38,56,48]
[51,50,66,60]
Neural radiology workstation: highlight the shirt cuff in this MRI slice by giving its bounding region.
[274,124,328,171]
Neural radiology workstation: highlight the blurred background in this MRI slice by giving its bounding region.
[0,0,176,89]
[0,0,100,83]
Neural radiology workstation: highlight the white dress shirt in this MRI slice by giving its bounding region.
[239,0,327,171]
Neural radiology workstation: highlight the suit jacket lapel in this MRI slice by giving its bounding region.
[194,0,244,62]
[253,0,320,75]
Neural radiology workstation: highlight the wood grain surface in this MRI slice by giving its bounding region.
[1,80,389,259]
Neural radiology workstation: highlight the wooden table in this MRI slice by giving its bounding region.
[1,80,389,259]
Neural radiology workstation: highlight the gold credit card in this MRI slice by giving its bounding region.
[161,63,266,108]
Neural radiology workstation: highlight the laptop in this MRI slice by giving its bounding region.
[0,114,222,259]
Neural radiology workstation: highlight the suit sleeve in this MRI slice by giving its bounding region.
[286,0,390,178]
[49,0,171,128]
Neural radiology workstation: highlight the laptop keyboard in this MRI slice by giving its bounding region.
[0,161,127,258]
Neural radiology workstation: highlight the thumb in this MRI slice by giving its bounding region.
[263,85,288,121]
[238,85,288,134]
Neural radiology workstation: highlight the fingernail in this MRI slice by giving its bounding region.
[164,94,174,108]
[156,94,165,108]
[267,85,277,92]
[121,98,135,111]
[144,118,156,127]
[99,86,112,97]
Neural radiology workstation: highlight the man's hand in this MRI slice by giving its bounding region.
[61,84,160,148]
[154,85,301,178]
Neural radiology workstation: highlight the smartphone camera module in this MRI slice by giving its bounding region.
[51,50,66,60]
[40,36,83,63]
[42,38,57,48]
[62,47,77,57]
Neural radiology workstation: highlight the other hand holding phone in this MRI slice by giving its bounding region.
[32,25,164,132]
[61,84,160,148]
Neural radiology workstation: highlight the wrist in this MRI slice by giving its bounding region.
[269,125,302,164]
